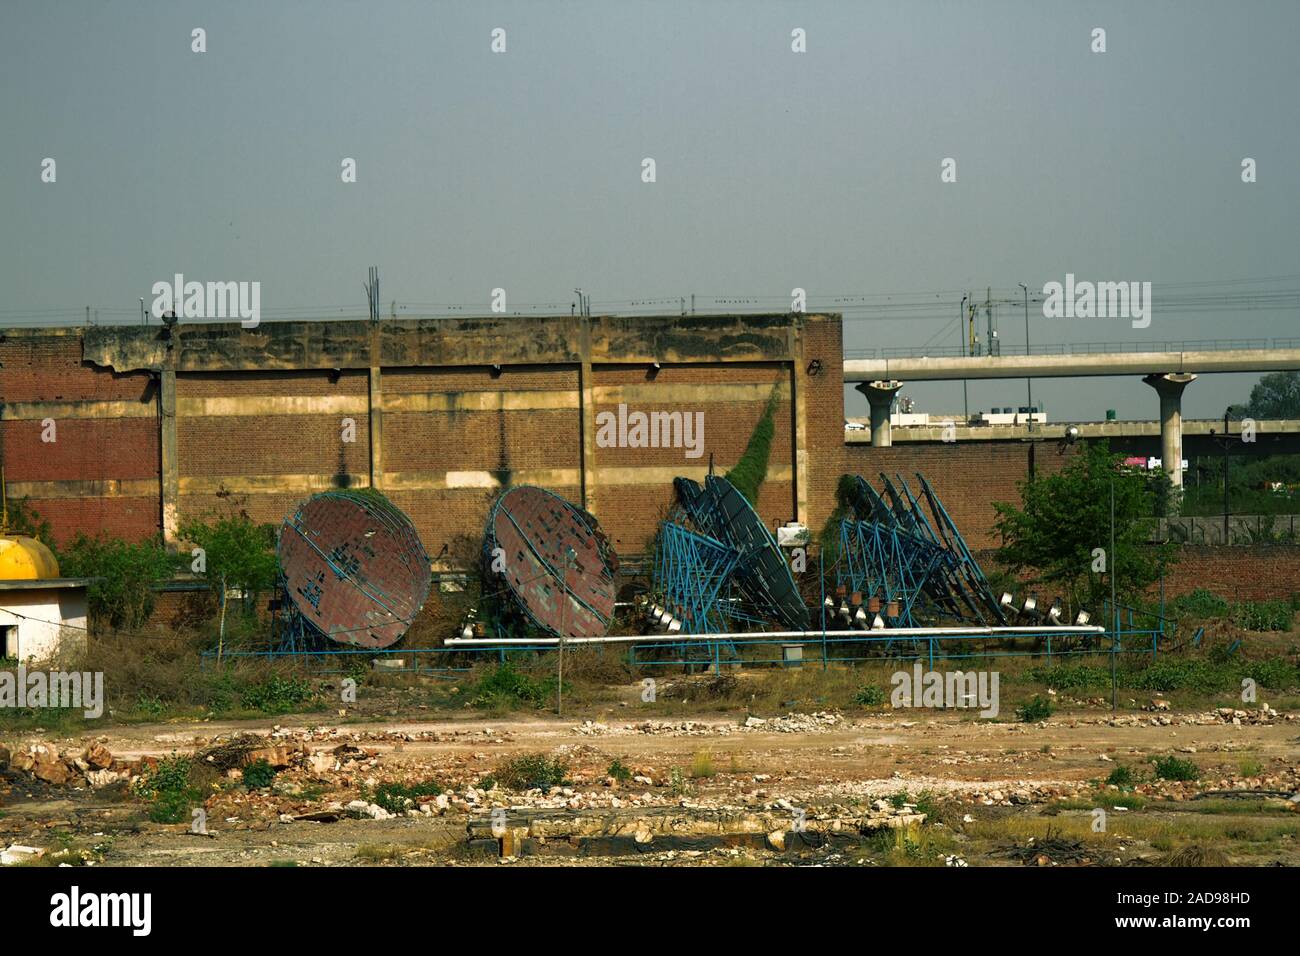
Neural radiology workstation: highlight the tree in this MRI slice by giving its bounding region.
[178,513,278,615]
[178,512,278,662]
[58,534,179,631]
[993,441,1177,612]
[1237,370,1300,420]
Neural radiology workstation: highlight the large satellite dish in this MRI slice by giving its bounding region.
[278,490,432,649]
[673,475,810,629]
[484,486,618,638]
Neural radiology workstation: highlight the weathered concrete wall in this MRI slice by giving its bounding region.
[3,314,840,559]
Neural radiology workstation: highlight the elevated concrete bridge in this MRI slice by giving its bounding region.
[844,345,1300,489]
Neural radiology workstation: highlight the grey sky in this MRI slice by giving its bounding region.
[3,0,1297,422]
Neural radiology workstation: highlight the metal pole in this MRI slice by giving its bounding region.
[1110,476,1117,711]
[959,295,969,422]
[820,546,827,670]
[1019,283,1032,431]
[556,547,575,716]
[1223,409,1231,544]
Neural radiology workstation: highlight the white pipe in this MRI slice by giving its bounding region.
[445,624,1104,648]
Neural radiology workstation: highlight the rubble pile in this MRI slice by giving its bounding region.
[742,712,844,734]
[0,741,131,789]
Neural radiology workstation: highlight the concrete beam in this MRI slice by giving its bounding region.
[843,348,1300,382]
[845,418,1300,443]
[1143,373,1196,489]
[855,380,903,447]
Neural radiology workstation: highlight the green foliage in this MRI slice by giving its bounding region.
[369,779,443,813]
[1230,600,1294,632]
[606,759,633,783]
[241,758,278,790]
[993,441,1177,610]
[724,386,780,505]
[1025,656,1299,694]
[494,754,569,791]
[178,512,278,615]
[238,675,314,714]
[853,684,886,706]
[1,494,53,544]
[58,533,179,630]
[1105,764,1137,788]
[1238,370,1300,420]
[1170,588,1229,620]
[134,755,203,823]
[1015,695,1054,722]
[471,663,555,709]
[1152,755,1200,781]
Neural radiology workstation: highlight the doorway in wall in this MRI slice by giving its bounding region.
[1,624,16,660]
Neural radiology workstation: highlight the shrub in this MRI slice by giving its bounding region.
[1171,588,1229,620]
[1152,755,1200,781]
[494,754,569,791]
[1231,600,1294,632]
[241,758,278,790]
[606,759,633,783]
[1105,764,1136,787]
[58,534,178,631]
[853,684,886,706]
[134,755,204,824]
[1015,695,1054,722]
[1023,663,1110,691]
[239,676,314,714]
[471,664,554,709]
[690,750,715,779]
[369,779,443,813]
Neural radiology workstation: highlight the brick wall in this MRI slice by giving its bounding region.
[591,361,793,554]
[843,440,1083,549]
[1,330,159,543]
[1160,545,1300,602]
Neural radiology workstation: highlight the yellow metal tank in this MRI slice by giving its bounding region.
[0,535,61,579]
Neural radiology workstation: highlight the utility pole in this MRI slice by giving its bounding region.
[1019,283,1033,431]
[985,287,995,356]
[959,294,969,422]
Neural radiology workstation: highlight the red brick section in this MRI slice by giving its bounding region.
[591,362,793,555]
[1159,545,1300,602]
[384,364,582,558]
[1,331,159,544]
[801,314,846,534]
[842,441,1083,549]
[1,331,152,401]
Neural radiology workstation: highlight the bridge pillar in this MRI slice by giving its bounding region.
[856,380,903,447]
[1142,373,1196,490]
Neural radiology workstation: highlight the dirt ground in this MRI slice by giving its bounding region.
[3,697,1297,867]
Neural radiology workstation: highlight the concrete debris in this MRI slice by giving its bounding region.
[1,845,45,866]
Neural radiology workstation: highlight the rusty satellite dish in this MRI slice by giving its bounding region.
[483,486,619,639]
[278,490,432,649]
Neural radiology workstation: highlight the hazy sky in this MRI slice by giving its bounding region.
[3,0,1297,421]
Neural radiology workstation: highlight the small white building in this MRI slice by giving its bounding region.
[0,579,90,662]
